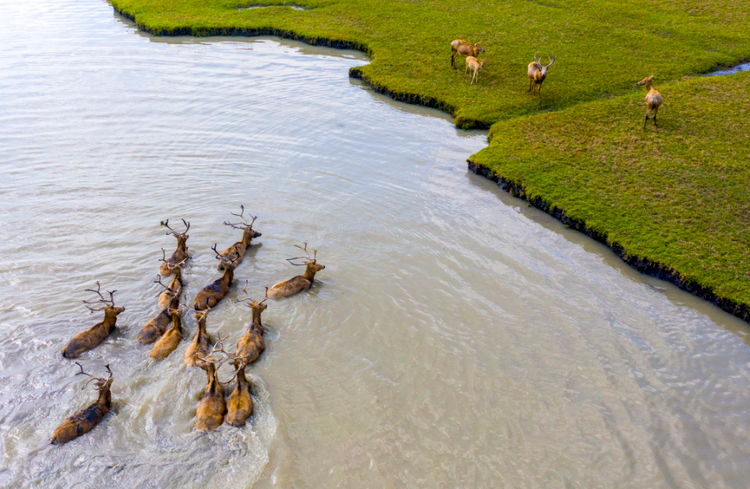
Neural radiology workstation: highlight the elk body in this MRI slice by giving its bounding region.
[149,308,183,361]
[158,251,185,310]
[465,56,486,85]
[159,219,190,276]
[267,243,325,300]
[137,281,181,344]
[185,308,211,367]
[62,283,124,359]
[225,363,253,427]
[195,362,226,431]
[51,364,113,445]
[637,75,663,129]
[235,284,267,365]
[451,40,484,68]
[217,206,261,270]
[194,245,237,311]
[527,53,556,100]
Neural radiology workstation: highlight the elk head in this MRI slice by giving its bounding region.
[238,281,268,321]
[82,282,124,318]
[75,362,113,403]
[223,205,261,244]
[164,218,191,249]
[288,242,325,276]
[474,42,485,53]
[533,52,556,80]
[637,75,654,87]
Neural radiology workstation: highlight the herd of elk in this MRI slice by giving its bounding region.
[451,40,484,68]
[53,208,327,441]
[62,282,124,359]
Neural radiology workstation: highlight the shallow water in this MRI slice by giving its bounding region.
[705,62,750,77]
[1,0,750,487]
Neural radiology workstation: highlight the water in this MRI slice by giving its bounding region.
[706,62,750,77]
[1,0,750,487]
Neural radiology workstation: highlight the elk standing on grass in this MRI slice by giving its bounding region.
[527,52,556,100]
[185,306,212,367]
[235,282,267,365]
[194,244,237,311]
[136,276,180,344]
[159,219,190,276]
[217,205,262,270]
[225,361,253,427]
[637,75,663,129]
[158,249,185,310]
[149,306,183,361]
[465,56,486,85]
[267,243,326,299]
[51,363,113,444]
[62,283,124,358]
[451,40,484,68]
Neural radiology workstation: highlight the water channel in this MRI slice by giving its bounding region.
[1,0,750,487]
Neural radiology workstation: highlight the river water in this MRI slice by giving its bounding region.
[1,0,750,487]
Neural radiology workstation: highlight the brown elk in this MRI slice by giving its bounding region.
[451,40,484,68]
[159,219,190,276]
[225,361,253,427]
[149,306,183,361]
[527,52,556,100]
[51,363,113,444]
[157,249,185,310]
[267,243,325,300]
[637,75,663,129]
[136,277,180,344]
[235,282,267,365]
[195,360,226,431]
[62,283,124,358]
[194,244,237,311]
[185,307,211,367]
[465,56,486,85]
[217,205,262,270]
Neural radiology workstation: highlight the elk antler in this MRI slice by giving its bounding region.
[545,53,556,68]
[534,51,540,63]
[223,205,258,230]
[75,362,112,390]
[287,242,314,266]
[82,281,116,312]
[237,281,268,307]
[163,218,190,236]
[154,274,177,295]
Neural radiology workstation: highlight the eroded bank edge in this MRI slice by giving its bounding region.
[467,159,750,324]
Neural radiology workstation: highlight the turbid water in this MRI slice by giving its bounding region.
[2,0,750,487]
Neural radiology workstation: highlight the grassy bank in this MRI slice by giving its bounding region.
[472,71,750,319]
[111,0,750,320]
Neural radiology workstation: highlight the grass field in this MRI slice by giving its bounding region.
[111,0,750,319]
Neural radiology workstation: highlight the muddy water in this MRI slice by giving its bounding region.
[2,0,750,488]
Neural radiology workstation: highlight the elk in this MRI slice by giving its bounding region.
[51,363,113,444]
[157,249,185,310]
[159,219,190,276]
[195,360,226,431]
[465,56,486,85]
[267,243,325,300]
[225,361,253,427]
[185,306,211,367]
[136,277,180,344]
[149,306,183,361]
[235,282,267,365]
[451,40,484,68]
[527,52,556,100]
[217,205,262,270]
[62,283,124,358]
[637,75,663,129]
[194,244,237,311]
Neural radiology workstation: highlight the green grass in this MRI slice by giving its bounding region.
[472,72,750,312]
[111,0,750,318]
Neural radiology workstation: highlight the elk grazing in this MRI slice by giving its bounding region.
[185,307,211,367]
[451,40,484,68]
[51,363,113,445]
[235,282,267,366]
[149,306,183,361]
[217,205,262,270]
[527,52,556,100]
[157,249,185,310]
[194,244,237,311]
[136,277,180,344]
[159,219,190,276]
[225,361,253,427]
[267,243,325,300]
[637,75,663,129]
[465,56,486,85]
[62,283,124,359]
